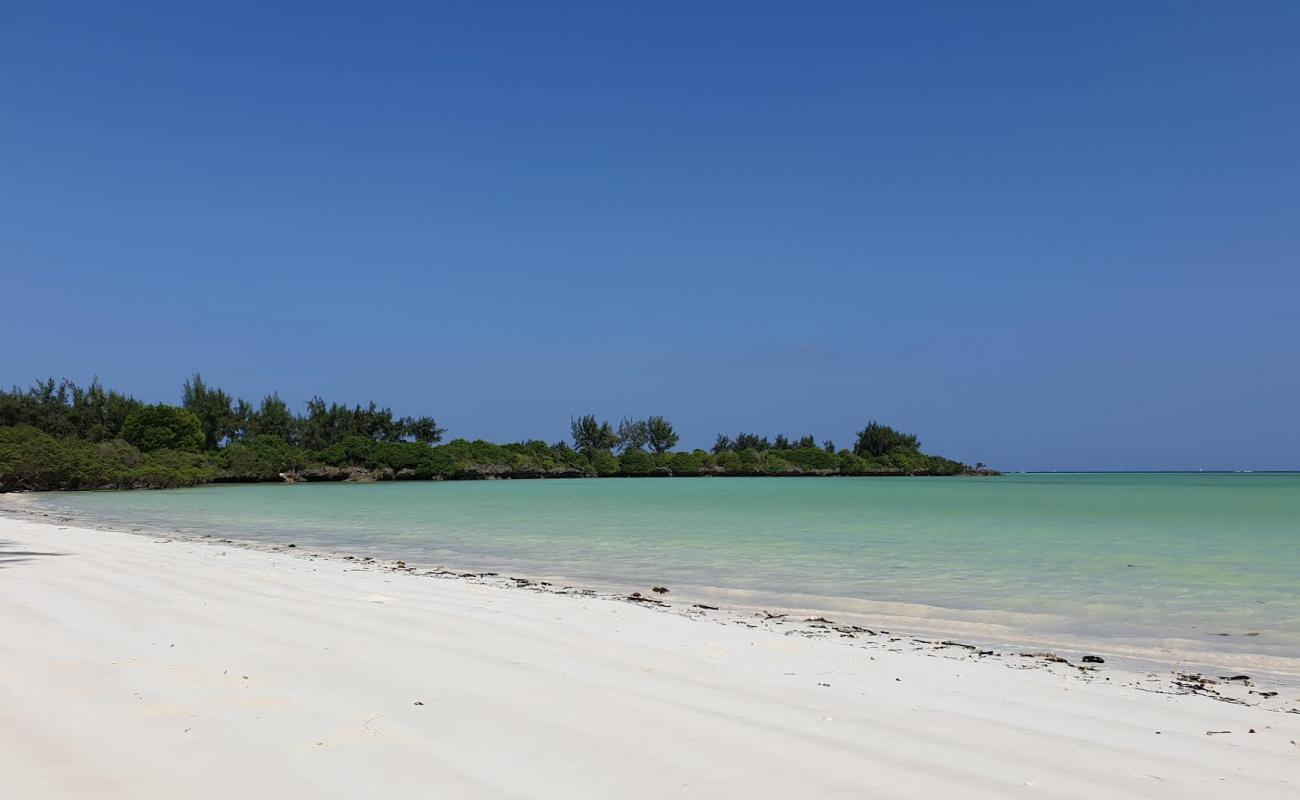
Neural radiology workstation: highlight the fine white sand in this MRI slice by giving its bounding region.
[1,516,1296,798]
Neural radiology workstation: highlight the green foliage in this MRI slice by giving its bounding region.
[402,415,446,445]
[854,421,920,458]
[2,377,979,490]
[553,441,591,473]
[217,435,306,481]
[838,452,868,475]
[0,378,143,441]
[617,417,649,453]
[0,426,102,489]
[249,394,296,442]
[128,448,217,489]
[297,397,444,450]
[590,450,619,476]
[183,373,235,450]
[0,425,213,490]
[570,415,617,456]
[618,448,657,475]
[645,416,679,454]
[770,434,819,451]
[120,405,205,453]
[615,415,679,455]
[716,450,741,471]
[775,447,840,472]
[667,450,702,475]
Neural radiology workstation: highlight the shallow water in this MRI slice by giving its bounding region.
[19,473,1300,666]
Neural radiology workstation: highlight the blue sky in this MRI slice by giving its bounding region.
[2,2,1297,470]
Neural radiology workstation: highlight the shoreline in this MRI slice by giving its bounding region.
[5,496,1298,686]
[2,514,1298,797]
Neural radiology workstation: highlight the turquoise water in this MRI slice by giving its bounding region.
[18,474,1300,667]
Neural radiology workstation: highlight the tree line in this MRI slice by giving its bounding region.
[1,376,983,491]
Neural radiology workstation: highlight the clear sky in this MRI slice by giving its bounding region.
[2,2,1297,470]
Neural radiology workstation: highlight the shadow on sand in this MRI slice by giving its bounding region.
[0,540,68,568]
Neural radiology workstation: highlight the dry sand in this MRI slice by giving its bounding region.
[1,516,1296,798]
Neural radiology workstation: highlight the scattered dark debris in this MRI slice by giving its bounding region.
[626,592,667,606]
[817,682,830,687]
[805,617,834,624]
[1020,652,1069,664]
[651,586,669,594]
[762,611,787,620]
[1169,672,1252,704]
[414,701,424,706]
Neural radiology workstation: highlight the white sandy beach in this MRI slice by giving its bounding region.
[1,515,1296,799]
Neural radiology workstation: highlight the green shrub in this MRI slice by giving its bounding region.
[618,449,656,475]
[838,452,867,475]
[131,449,216,488]
[591,451,619,476]
[0,426,102,489]
[0,426,213,490]
[667,451,701,476]
[120,405,204,452]
[778,447,839,472]
[217,435,305,481]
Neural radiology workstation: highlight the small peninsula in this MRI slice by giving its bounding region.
[0,376,994,492]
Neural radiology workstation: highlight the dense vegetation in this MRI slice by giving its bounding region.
[0,376,984,492]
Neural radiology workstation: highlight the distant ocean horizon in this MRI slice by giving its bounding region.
[1011,470,1300,474]
[14,472,1300,676]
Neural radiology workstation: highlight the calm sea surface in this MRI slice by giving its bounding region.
[19,473,1300,669]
